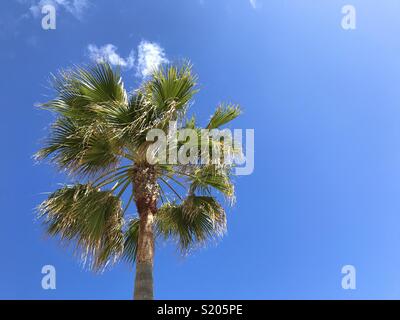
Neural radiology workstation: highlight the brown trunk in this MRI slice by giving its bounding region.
[132,165,159,300]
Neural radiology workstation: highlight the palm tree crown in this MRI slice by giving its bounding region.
[36,62,241,298]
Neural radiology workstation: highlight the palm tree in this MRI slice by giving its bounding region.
[36,62,241,300]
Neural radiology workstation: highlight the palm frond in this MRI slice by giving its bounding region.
[122,217,140,263]
[145,63,197,118]
[50,63,127,110]
[155,195,226,252]
[207,104,241,129]
[35,118,121,177]
[38,184,124,271]
[176,165,235,203]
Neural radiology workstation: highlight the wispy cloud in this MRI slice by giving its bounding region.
[18,0,90,20]
[86,41,169,78]
[87,44,135,69]
[136,41,169,78]
[249,0,258,9]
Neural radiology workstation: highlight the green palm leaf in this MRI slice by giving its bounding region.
[145,63,198,114]
[155,195,226,252]
[35,118,121,176]
[207,104,241,129]
[189,165,234,201]
[123,218,140,263]
[38,184,124,271]
[51,63,127,110]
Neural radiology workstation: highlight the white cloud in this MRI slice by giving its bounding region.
[19,0,90,19]
[137,41,169,78]
[87,44,135,69]
[62,0,89,18]
[249,0,257,9]
[86,41,169,78]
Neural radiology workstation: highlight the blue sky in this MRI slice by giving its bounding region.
[2,0,400,299]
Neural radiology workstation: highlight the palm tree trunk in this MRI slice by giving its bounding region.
[132,165,159,300]
[134,207,155,300]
